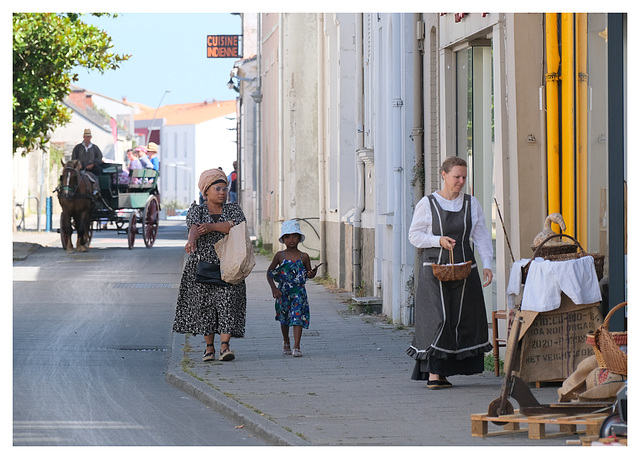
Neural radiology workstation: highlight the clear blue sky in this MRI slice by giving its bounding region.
[74,12,243,107]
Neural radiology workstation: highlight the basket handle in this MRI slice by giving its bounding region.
[602,301,627,331]
[533,233,584,258]
[448,247,454,265]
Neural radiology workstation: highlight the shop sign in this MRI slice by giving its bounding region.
[207,35,240,58]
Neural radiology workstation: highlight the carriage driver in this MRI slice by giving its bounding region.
[72,128,104,176]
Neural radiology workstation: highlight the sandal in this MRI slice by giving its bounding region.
[218,341,235,361]
[283,341,292,355]
[292,348,302,357]
[203,343,216,362]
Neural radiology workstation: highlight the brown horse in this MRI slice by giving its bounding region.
[56,160,98,252]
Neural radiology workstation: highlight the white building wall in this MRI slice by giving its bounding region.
[161,124,194,206]
[364,13,416,323]
[158,113,236,208]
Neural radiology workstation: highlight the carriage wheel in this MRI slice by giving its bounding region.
[127,213,137,250]
[142,195,160,248]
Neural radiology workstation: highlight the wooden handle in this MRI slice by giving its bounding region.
[534,233,583,258]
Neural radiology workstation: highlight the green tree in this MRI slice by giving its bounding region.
[13,13,130,155]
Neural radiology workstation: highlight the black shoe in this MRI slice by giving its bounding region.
[427,379,441,390]
[438,378,453,388]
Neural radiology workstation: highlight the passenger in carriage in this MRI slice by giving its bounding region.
[128,148,142,170]
[118,149,140,186]
[136,146,154,169]
[147,142,160,171]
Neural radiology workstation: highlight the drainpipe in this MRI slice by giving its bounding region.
[317,14,327,274]
[560,12,575,237]
[353,13,365,292]
[545,13,561,234]
[256,14,262,227]
[576,12,588,246]
[391,13,403,323]
[411,13,425,325]
[278,14,285,221]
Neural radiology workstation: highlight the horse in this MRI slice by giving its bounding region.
[55,159,98,252]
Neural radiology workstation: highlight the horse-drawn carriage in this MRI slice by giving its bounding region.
[55,160,161,251]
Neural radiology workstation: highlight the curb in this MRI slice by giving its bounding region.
[165,332,309,446]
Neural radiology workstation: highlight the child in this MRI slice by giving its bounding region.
[267,220,321,357]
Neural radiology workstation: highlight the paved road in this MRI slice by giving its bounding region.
[13,221,266,446]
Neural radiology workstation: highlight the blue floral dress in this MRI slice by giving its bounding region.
[269,259,310,328]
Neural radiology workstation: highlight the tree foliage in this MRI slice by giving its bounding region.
[13,13,130,155]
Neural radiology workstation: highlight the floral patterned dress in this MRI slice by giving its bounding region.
[173,201,247,337]
[269,258,310,328]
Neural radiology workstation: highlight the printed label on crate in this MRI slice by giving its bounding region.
[517,299,603,382]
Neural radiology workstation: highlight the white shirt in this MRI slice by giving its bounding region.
[408,192,493,269]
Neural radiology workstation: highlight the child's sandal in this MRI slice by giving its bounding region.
[283,341,292,355]
[292,348,302,357]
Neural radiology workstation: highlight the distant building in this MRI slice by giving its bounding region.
[134,100,237,207]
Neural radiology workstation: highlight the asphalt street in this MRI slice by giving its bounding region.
[13,220,266,446]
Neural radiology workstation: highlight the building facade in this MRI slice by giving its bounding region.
[234,12,627,329]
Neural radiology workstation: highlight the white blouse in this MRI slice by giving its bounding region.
[408,192,493,269]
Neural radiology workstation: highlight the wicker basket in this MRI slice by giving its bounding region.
[586,302,627,375]
[531,234,579,258]
[431,247,472,282]
[522,234,605,283]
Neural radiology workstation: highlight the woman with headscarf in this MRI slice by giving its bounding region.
[173,168,247,362]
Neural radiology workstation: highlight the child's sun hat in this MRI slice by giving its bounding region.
[279,219,305,243]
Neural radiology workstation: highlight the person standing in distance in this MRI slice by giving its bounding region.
[227,161,238,203]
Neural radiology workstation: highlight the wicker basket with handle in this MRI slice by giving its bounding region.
[522,233,604,284]
[587,302,627,375]
[431,247,472,282]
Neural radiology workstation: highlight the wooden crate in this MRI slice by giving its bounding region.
[471,409,607,440]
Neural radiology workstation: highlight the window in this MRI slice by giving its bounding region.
[455,43,496,311]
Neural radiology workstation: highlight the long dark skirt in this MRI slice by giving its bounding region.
[407,252,492,380]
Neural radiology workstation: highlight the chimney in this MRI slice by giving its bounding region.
[67,89,93,110]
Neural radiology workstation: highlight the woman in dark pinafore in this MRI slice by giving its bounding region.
[407,156,494,389]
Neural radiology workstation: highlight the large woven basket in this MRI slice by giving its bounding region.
[431,247,472,282]
[586,302,627,375]
[522,233,604,283]
[531,234,579,258]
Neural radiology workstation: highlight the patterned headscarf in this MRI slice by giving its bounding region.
[198,168,228,195]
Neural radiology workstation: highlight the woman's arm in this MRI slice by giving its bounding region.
[184,204,202,254]
[197,221,234,236]
[469,197,493,269]
[408,196,441,249]
[185,224,200,254]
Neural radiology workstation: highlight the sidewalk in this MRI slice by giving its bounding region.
[167,255,570,447]
[12,226,571,447]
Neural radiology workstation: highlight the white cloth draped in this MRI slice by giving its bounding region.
[507,256,602,312]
